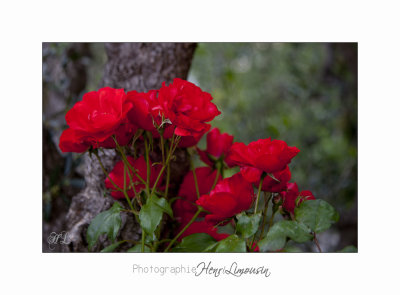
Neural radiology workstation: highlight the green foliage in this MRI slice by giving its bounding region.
[100,241,125,253]
[295,199,339,233]
[236,212,262,238]
[215,235,246,253]
[139,196,171,236]
[258,220,313,252]
[127,244,151,252]
[173,233,217,252]
[86,202,123,251]
[338,245,357,253]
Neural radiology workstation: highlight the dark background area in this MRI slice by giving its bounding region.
[42,43,357,252]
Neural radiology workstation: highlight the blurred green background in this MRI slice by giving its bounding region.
[43,43,357,252]
[189,43,357,251]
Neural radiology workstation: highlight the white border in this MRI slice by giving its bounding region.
[1,0,399,294]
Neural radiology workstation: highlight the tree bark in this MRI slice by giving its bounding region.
[62,43,197,252]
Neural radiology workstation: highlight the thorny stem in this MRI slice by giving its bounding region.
[150,134,180,197]
[112,136,147,186]
[94,152,123,193]
[122,163,136,213]
[112,137,144,207]
[313,233,322,253]
[94,152,139,218]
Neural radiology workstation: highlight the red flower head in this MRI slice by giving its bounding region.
[227,138,299,180]
[59,87,134,152]
[196,173,254,224]
[65,87,132,142]
[178,132,205,148]
[280,182,316,214]
[104,156,163,199]
[241,165,291,192]
[156,78,221,137]
[126,89,160,132]
[197,128,235,167]
[59,128,91,153]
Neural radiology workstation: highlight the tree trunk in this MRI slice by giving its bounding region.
[63,43,197,252]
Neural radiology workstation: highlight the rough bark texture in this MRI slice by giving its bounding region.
[62,43,197,252]
[42,43,92,252]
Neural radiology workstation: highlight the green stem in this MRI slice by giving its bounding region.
[190,157,201,199]
[210,168,220,191]
[141,229,146,252]
[160,132,166,165]
[164,207,203,252]
[122,162,136,214]
[313,233,322,253]
[257,192,269,237]
[94,152,123,192]
[112,137,144,209]
[112,136,147,186]
[254,174,266,214]
[164,162,171,198]
[144,135,151,197]
[150,134,180,197]
[266,209,276,234]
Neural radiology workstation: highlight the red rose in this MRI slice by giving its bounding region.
[104,155,163,199]
[65,87,133,142]
[59,87,134,152]
[126,89,160,132]
[196,173,254,224]
[197,128,234,167]
[156,78,221,137]
[178,132,205,148]
[177,219,229,242]
[59,128,91,153]
[280,182,316,214]
[241,165,291,192]
[227,138,300,174]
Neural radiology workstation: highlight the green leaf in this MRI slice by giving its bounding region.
[236,212,262,238]
[100,241,125,252]
[258,220,313,252]
[127,244,151,252]
[203,242,219,252]
[153,196,173,218]
[295,199,339,233]
[139,196,166,236]
[215,235,246,252]
[86,202,123,251]
[338,245,357,253]
[173,233,217,252]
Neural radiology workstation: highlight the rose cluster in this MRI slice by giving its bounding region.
[59,78,318,252]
